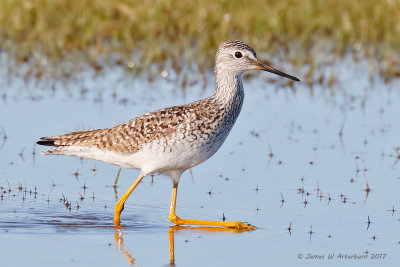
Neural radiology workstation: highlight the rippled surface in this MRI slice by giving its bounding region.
[1,58,399,266]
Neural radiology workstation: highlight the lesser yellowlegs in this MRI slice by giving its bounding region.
[37,40,299,229]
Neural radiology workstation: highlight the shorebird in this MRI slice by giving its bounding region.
[37,40,299,229]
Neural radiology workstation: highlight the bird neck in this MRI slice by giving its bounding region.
[213,69,244,107]
[210,69,245,127]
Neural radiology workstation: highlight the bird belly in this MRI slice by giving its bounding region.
[136,137,225,175]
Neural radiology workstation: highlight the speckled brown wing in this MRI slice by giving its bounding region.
[37,103,202,153]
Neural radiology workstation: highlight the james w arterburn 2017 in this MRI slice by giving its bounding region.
[302,253,386,260]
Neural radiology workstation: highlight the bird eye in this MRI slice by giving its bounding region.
[234,51,242,58]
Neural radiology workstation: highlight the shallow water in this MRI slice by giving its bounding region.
[1,58,400,266]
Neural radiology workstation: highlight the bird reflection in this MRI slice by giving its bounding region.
[114,225,253,265]
[114,227,135,266]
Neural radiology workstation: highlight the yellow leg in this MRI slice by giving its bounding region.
[114,172,145,226]
[169,182,256,230]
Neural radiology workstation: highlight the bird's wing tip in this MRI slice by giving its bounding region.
[37,139,56,147]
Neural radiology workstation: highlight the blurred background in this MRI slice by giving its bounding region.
[0,0,399,81]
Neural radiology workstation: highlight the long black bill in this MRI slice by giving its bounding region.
[255,61,300,82]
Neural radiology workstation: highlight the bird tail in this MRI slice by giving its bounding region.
[37,129,101,147]
[36,129,103,155]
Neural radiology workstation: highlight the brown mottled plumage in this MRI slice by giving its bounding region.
[37,40,299,228]
[38,95,237,154]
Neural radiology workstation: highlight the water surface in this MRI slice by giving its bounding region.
[1,58,399,266]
